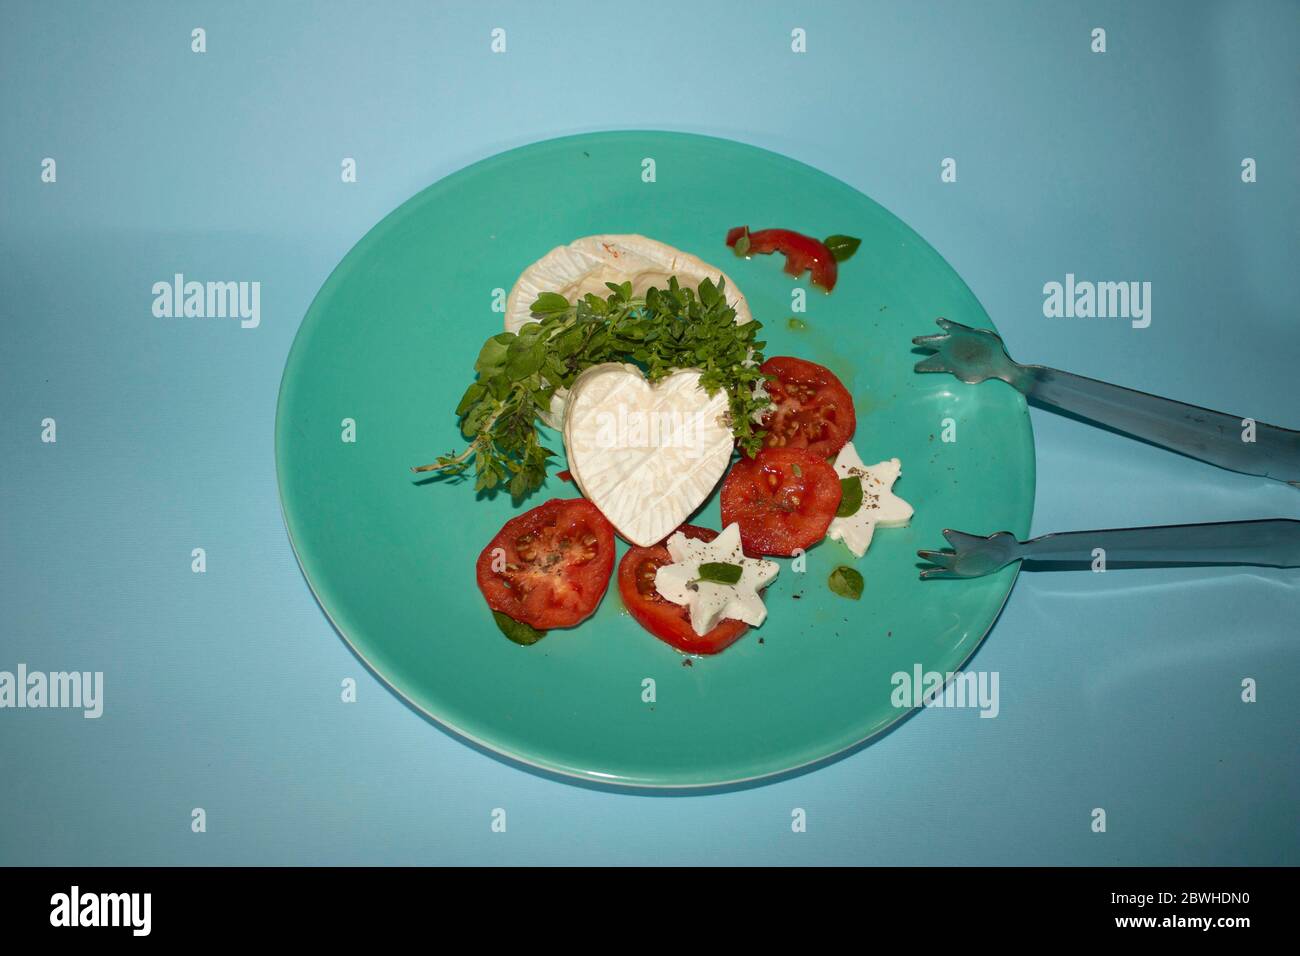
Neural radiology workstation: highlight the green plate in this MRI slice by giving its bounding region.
[275,131,1034,788]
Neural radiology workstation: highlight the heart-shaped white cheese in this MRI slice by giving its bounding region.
[563,363,733,546]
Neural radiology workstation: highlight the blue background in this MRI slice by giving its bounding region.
[2,0,1296,864]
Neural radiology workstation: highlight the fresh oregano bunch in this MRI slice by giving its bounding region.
[413,275,772,500]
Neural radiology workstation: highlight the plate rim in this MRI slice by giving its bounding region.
[274,128,1037,790]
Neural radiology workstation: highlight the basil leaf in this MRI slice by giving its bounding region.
[734,232,751,256]
[515,321,546,343]
[507,470,529,499]
[492,611,546,645]
[455,382,486,416]
[698,276,720,308]
[505,338,545,379]
[823,234,862,262]
[473,333,512,375]
[836,476,863,517]
[461,400,495,439]
[530,292,571,315]
[696,562,743,585]
[828,566,864,600]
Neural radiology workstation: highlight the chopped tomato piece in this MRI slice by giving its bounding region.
[726,226,838,291]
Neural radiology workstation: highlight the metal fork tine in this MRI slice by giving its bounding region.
[911,332,949,348]
[913,354,951,374]
[915,548,955,566]
[918,566,960,580]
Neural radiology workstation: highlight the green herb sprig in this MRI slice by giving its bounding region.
[413,276,772,500]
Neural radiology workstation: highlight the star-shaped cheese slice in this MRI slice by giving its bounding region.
[827,442,914,558]
[654,523,780,636]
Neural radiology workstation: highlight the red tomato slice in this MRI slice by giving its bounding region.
[476,498,615,630]
[758,356,856,459]
[720,448,842,556]
[726,226,838,291]
[617,525,750,655]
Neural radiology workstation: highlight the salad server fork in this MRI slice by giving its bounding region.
[912,318,1300,486]
[917,519,1300,579]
